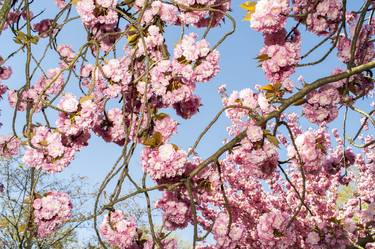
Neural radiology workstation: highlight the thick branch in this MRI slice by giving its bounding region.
[189,61,375,178]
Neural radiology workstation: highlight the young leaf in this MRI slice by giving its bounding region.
[259,84,274,92]
[127,25,139,47]
[255,54,270,63]
[14,31,27,44]
[142,132,163,148]
[80,95,93,104]
[240,1,257,21]
[266,134,280,147]
[154,113,169,120]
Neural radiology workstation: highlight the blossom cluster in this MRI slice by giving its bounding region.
[99,210,138,249]
[141,144,188,183]
[227,138,279,179]
[256,210,295,248]
[147,32,219,109]
[303,85,341,124]
[259,30,301,85]
[155,191,191,231]
[33,19,55,38]
[23,126,77,173]
[249,0,302,91]
[56,93,99,136]
[0,135,21,158]
[137,0,230,28]
[8,68,65,112]
[33,191,72,238]
[0,56,12,81]
[76,0,119,51]
[211,212,245,249]
[337,13,375,66]
[76,0,118,28]
[251,0,289,33]
[292,0,343,35]
[287,128,330,173]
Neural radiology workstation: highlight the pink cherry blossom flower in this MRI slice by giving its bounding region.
[33,191,72,238]
[251,0,289,33]
[99,210,137,249]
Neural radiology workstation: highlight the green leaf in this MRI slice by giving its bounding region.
[142,132,164,148]
[29,35,39,44]
[154,113,169,121]
[240,1,257,21]
[14,31,39,45]
[266,134,280,147]
[255,54,271,63]
[14,31,27,44]
[336,185,354,207]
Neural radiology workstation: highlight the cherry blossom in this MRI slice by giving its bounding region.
[99,210,137,249]
[33,191,72,238]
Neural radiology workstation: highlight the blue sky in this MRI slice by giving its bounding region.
[0,0,371,244]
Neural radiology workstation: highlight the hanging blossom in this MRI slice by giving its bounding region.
[8,68,65,112]
[303,85,341,125]
[153,114,178,143]
[76,0,119,51]
[135,25,165,60]
[99,210,138,249]
[331,68,374,98]
[175,0,231,28]
[1,10,30,31]
[211,212,245,249]
[251,0,289,33]
[76,0,118,28]
[155,191,191,231]
[0,88,6,127]
[0,136,21,158]
[148,32,219,107]
[57,44,76,65]
[256,210,296,248]
[292,0,342,35]
[173,33,216,81]
[137,0,179,25]
[33,19,55,38]
[287,128,331,174]
[56,93,100,136]
[0,83,7,97]
[54,0,67,9]
[82,57,132,99]
[353,135,375,201]
[337,14,375,66]
[226,138,279,179]
[33,191,72,238]
[0,57,12,81]
[173,94,202,120]
[101,57,132,97]
[258,30,301,84]
[23,126,76,173]
[137,0,230,28]
[94,108,128,145]
[222,88,258,122]
[0,57,9,128]
[323,133,356,176]
[222,88,274,136]
[148,59,194,106]
[141,143,188,183]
